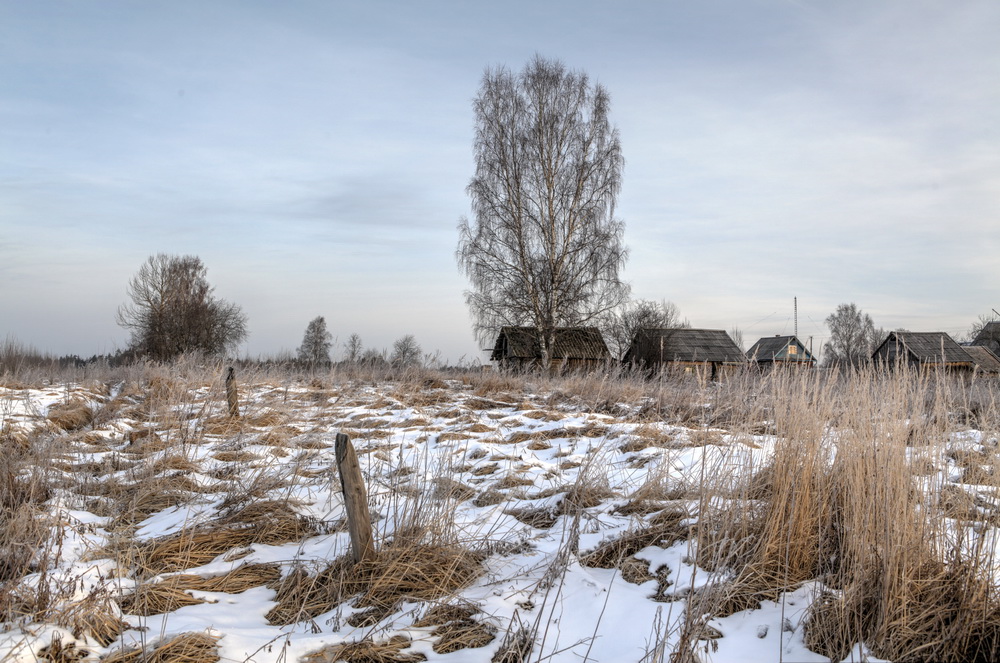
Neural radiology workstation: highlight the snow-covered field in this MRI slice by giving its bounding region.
[1,369,997,662]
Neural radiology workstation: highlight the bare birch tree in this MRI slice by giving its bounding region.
[297,316,332,368]
[457,55,629,368]
[344,333,363,364]
[823,302,883,367]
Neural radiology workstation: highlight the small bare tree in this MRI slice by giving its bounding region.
[604,299,689,359]
[729,326,745,353]
[965,312,998,343]
[297,316,332,368]
[344,333,363,364]
[390,335,422,368]
[117,254,247,361]
[457,55,629,368]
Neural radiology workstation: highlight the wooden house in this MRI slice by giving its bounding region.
[746,335,816,369]
[489,326,609,371]
[623,328,746,379]
[971,321,1000,355]
[871,331,974,372]
[963,345,1000,375]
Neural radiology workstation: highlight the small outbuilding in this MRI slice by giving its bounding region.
[871,331,974,372]
[746,335,816,368]
[971,321,1000,355]
[489,326,610,371]
[963,345,1000,375]
[623,328,746,379]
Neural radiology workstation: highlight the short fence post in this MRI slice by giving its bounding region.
[335,432,376,564]
[225,366,239,418]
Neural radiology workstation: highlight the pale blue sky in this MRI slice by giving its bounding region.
[2,1,998,362]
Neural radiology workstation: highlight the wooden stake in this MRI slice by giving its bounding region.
[225,366,239,418]
[335,432,375,564]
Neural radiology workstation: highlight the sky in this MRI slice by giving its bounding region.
[2,0,998,364]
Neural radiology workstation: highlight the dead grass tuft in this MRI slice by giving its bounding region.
[266,543,484,625]
[47,399,95,432]
[580,509,689,569]
[432,477,476,502]
[302,636,426,663]
[102,632,221,663]
[210,450,260,463]
[119,577,207,615]
[491,623,535,663]
[431,619,497,654]
[116,500,317,576]
[55,593,130,647]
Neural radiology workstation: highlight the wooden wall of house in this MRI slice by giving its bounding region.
[873,341,910,367]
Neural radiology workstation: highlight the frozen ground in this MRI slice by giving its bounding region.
[0,374,991,662]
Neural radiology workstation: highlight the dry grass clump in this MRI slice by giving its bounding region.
[430,618,496,653]
[431,477,476,501]
[1,447,54,583]
[504,506,560,529]
[258,425,299,447]
[495,473,535,490]
[119,577,206,615]
[504,478,615,529]
[490,623,535,663]
[473,489,508,507]
[117,500,318,576]
[464,397,517,411]
[108,476,205,531]
[149,453,202,474]
[620,424,679,452]
[467,371,523,396]
[413,601,497,653]
[302,636,426,663]
[266,543,484,626]
[682,368,1000,662]
[438,431,474,441]
[0,423,30,451]
[580,508,689,570]
[47,399,95,431]
[38,638,87,663]
[120,563,281,616]
[210,450,260,463]
[102,632,221,663]
[199,416,247,436]
[52,593,131,647]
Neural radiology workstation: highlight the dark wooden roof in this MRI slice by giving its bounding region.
[873,331,973,365]
[624,328,746,364]
[972,322,1000,350]
[747,335,816,363]
[490,327,609,361]
[964,345,1000,374]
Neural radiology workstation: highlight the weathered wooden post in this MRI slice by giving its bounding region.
[335,432,375,564]
[225,366,240,418]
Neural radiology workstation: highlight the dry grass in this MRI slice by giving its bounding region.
[109,500,318,576]
[120,563,281,615]
[47,398,95,432]
[680,368,1000,662]
[580,508,690,570]
[102,632,221,663]
[7,360,1000,662]
[302,636,426,663]
[267,543,484,625]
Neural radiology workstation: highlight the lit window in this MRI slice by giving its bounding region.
[788,345,798,355]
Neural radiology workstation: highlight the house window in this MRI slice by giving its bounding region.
[788,345,798,355]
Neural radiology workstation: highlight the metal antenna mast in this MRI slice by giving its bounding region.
[794,297,798,338]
